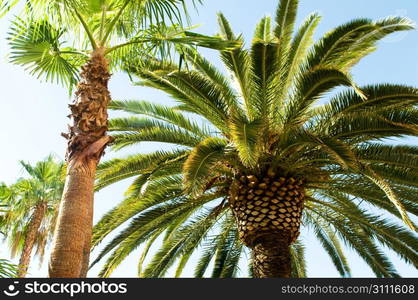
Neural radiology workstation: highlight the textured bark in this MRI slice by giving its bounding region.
[252,233,292,278]
[48,48,112,278]
[48,163,96,278]
[79,214,93,277]
[229,168,305,278]
[17,202,47,278]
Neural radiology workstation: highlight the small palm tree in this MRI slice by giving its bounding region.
[91,0,418,277]
[0,156,64,278]
[7,0,236,277]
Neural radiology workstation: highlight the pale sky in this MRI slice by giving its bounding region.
[0,0,417,277]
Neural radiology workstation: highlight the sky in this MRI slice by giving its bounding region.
[0,0,417,278]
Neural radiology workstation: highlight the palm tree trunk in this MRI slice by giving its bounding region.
[251,233,292,278]
[230,170,305,278]
[48,48,112,278]
[79,209,94,277]
[18,202,47,278]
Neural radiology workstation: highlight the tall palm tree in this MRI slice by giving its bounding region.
[0,156,64,278]
[90,0,418,278]
[7,0,236,277]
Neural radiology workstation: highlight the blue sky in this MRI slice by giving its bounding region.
[0,0,417,277]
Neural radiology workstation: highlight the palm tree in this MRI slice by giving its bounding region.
[89,0,418,278]
[0,156,64,278]
[7,0,237,278]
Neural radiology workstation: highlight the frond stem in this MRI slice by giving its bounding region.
[101,0,133,45]
[72,7,97,50]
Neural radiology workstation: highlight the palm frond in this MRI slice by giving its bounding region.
[183,137,228,194]
[141,205,225,277]
[137,230,163,277]
[94,194,216,276]
[290,241,307,278]
[313,84,418,126]
[211,217,240,278]
[306,207,400,277]
[274,0,299,50]
[0,0,18,18]
[229,114,263,168]
[308,216,351,277]
[308,194,418,267]
[275,13,321,116]
[363,166,416,230]
[218,13,255,119]
[0,259,17,278]
[92,176,183,249]
[110,117,202,149]
[283,69,364,128]
[8,16,85,88]
[109,100,210,137]
[131,61,230,131]
[306,17,415,71]
[96,150,186,190]
[251,16,279,123]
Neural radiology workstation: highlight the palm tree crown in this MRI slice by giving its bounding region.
[91,0,418,277]
[7,0,233,89]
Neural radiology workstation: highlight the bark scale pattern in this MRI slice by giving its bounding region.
[229,168,305,278]
[63,48,111,162]
[230,169,305,247]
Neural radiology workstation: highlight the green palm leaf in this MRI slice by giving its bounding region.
[183,137,228,194]
[8,17,84,87]
[306,17,415,71]
[0,259,18,278]
[0,0,17,18]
